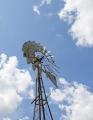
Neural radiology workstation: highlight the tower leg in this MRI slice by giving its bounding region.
[33,78,37,120]
[40,77,54,120]
[32,66,54,120]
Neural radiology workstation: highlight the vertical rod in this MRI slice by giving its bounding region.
[41,77,54,120]
[37,66,46,120]
[33,76,37,120]
[37,66,41,120]
[38,77,46,119]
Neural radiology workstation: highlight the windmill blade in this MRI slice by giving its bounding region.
[44,70,57,87]
[43,65,57,77]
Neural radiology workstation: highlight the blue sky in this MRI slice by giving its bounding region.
[0,0,93,120]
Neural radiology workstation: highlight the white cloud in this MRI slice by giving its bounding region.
[0,53,34,117]
[58,0,93,47]
[32,0,52,15]
[3,118,11,120]
[3,116,30,120]
[33,5,40,15]
[19,116,29,120]
[40,0,52,6]
[51,78,93,120]
[28,89,35,99]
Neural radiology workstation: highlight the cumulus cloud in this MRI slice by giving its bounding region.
[0,53,34,117]
[32,0,52,15]
[3,118,11,120]
[28,89,35,99]
[33,5,40,15]
[58,0,93,47]
[51,78,93,120]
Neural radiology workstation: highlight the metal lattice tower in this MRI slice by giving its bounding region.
[22,41,58,120]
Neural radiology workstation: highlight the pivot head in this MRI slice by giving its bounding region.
[22,41,58,87]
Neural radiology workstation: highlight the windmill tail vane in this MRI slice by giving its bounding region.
[22,41,58,120]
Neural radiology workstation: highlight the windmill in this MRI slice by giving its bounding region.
[22,41,58,120]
